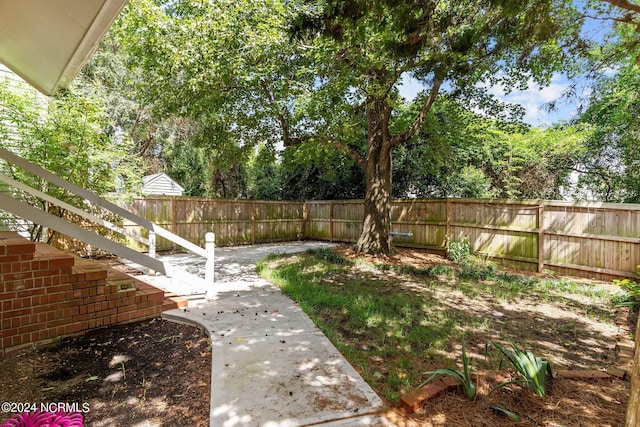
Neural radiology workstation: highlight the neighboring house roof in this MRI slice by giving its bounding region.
[0,0,129,96]
[142,173,185,196]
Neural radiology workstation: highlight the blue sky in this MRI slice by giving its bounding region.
[398,73,579,127]
[398,5,616,128]
[478,73,581,126]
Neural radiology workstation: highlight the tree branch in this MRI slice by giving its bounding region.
[390,77,443,147]
[581,12,639,24]
[601,0,640,14]
[258,79,366,168]
[136,128,155,156]
[284,134,366,168]
[259,80,297,146]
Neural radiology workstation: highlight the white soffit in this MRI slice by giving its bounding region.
[0,0,128,96]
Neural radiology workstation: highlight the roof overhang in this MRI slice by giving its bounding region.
[0,0,129,96]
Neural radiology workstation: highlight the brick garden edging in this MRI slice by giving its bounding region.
[0,232,180,356]
[399,369,625,414]
[400,377,461,412]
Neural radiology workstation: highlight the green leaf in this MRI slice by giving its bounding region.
[489,340,552,396]
[420,338,476,401]
[491,404,521,422]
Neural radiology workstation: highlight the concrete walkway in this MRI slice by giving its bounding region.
[146,242,389,427]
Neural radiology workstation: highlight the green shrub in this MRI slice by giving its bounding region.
[613,264,640,310]
[614,278,640,310]
[446,236,471,263]
[307,247,350,265]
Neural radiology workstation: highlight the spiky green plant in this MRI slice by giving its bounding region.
[420,338,476,401]
[489,341,553,397]
[491,404,521,422]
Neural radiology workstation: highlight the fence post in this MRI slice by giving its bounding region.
[205,232,215,300]
[445,198,452,245]
[330,201,334,242]
[538,200,545,273]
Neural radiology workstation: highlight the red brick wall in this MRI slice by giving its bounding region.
[0,232,164,355]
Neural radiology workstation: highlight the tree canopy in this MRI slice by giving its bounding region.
[5,0,640,252]
[118,0,589,254]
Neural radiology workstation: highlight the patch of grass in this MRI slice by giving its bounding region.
[390,264,455,278]
[306,247,351,265]
[257,254,461,402]
[454,261,617,315]
[535,277,611,299]
[459,258,499,280]
[262,252,283,262]
[257,251,620,404]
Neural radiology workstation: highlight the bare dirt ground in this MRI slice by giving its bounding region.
[0,319,210,427]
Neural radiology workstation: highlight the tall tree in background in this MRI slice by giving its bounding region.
[281,142,367,200]
[587,0,640,65]
[392,97,587,200]
[120,0,586,254]
[118,0,299,193]
[288,0,586,254]
[574,66,640,202]
[570,2,640,203]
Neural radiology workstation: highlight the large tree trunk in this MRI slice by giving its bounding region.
[352,75,441,256]
[355,100,393,255]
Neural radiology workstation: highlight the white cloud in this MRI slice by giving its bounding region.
[483,74,574,125]
[399,72,580,126]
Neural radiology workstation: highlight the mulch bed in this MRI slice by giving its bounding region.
[383,370,629,426]
[0,319,210,427]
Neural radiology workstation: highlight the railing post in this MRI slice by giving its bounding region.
[149,231,156,259]
[148,231,156,275]
[205,232,215,299]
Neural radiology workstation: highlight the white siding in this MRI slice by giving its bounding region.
[141,174,184,196]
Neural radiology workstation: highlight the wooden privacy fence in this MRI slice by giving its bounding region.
[120,197,640,281]
[123,198,306,249]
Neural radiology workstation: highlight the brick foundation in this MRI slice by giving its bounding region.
[0,232,182,356]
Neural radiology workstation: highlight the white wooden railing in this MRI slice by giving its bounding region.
[0,147,214,283]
